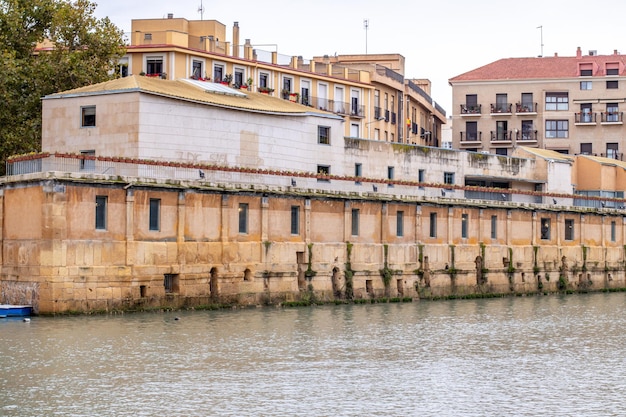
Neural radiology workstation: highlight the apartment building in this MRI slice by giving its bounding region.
[449,47,626,158]
[122,15,445,144]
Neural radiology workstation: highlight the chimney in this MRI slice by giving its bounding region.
[576,46,582,58]
[233,22,240,58]
[615,49,619,55]
[167,13,173,19]
[554,52,558,57]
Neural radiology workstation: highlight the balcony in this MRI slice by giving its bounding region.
[384,109,390,122]
[490,103,512,115]
[575,112,597,125]
[515,102,538,114]
[374,106,382,120]
[490,131,512,143]
[515,130,538,142]
[460,131,482,144]
[391,112,397,125]
[460,104,481,116]
[601,112,623,124]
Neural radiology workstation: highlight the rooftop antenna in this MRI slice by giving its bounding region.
[537,25,543,57]
[363,19,369,54]
[198,0,205,20]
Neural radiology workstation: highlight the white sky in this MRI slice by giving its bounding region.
[95,0,626,115]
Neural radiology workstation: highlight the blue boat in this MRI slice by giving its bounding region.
[0,305,33,318]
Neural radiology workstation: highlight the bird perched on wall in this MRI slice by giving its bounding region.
[552,198,557,204]
[199,170,205,179]
[441,189,446,197]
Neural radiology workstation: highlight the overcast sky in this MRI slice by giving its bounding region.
[95,0,626,114]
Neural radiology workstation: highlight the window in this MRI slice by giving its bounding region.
[144,33,152,40]
[607,80,619,89]
[213,64,224,82]
[495,148,507,156]
[259,72,268,88]
[396,211,404,237]
[418,169,425,183]
[164,274,178,293]
[461,213,468,238]
[495,120,508,140]
[606,63,619,76]
[541,218,551,240]
[317,165,330,182]
[606,103,619,122]
[146,56,163,75]
[238,203,248,234]
[495,94,508,112]
[491,215,497,239]
[192,60,203,79]
[81,106,96,127]
[545,92,568,111]
[290,206,299,235]
[429,212,437,238]
[607,143,619,159]
[387,166,394,187]
[149,198,160,231]
[465,121,478,141]
[521,120,534,140]
[580,143,592,155]
[234,69,244,86]
[545,120,568,138]
[354,163,362,185]
[465,94,478,112]
[95,196,107,230]
[80,150,95,171]
[318,126,330,144]
[283,77,292,93]
[565,219,574,241]
[580,81,592,90]
[520,93,533,108]
[611,221,616,242]
[444,172,455,186]
[351,208,359,236]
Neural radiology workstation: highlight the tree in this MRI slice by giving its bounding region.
[0,0,125,174]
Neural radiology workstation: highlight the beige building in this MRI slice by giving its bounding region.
[122,15,446,145]
[449,47,626,158]
[2,76,626,314]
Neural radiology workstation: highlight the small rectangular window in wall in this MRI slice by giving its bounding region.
[238,203,249,234]
[318,126,330,144]
[606,80,619,89]
[429,212,437,238]
[95,196,107,230]
[290,206,299,235]
[81,106,96,127]
[164,273,178,293]
[490,215,497,239]
[418,169,425,183]
[354,163,362,184]
[444,172,455,186]
[396,211,404,237]
[351,208,360,236]
[611,221,616,242]
[388,166,394,187]
[149,199,160,231]
[541,218,551,240]
[580,81,592,90]
[564,219,574,241]
[80,150,95,171]
[317,165,330,182]
[461,214,468,238]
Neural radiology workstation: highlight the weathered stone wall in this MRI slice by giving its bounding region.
[2,176,625,314]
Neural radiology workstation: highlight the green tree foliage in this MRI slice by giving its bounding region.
[0,0,125,173]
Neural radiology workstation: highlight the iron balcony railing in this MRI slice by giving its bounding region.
[515,130,538,141]
[490,131,512,141]
[460,131,482,142]
[516,102,538,113]
[490,103,512,113]
[460,104,481,115]
[575,112,597,123]
[601,112,623,123]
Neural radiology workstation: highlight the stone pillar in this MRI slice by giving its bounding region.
[261,195,269,246]
[381,202,388,244]
[531,211,537,246]
[506,209,512,246]
[221,195,229,244]
[478,209,483,243]
[125,189,135,266]
[447,207,453,243]
[304,198,311,245]
[344,201,351,242]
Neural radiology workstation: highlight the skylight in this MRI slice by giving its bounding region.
[181,79,248,98]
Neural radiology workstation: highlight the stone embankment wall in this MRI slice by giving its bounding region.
[1,176,624,314]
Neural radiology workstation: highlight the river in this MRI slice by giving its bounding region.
[2,293,625,416]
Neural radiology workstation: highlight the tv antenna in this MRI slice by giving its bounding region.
[198,0,205,20]
[364,18,369,54]
[537,25,543,57]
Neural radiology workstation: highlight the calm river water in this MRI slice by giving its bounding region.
[2,293,626,416]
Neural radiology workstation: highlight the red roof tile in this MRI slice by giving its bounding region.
[449,53,626,83]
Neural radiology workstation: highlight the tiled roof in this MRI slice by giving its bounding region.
[449,53,626,82]
[45,75,338,117]
[517,146,575,162]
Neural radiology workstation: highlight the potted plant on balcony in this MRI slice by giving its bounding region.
[247,77,253,91]
[222,74,233,86]
[258,86,274,94]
